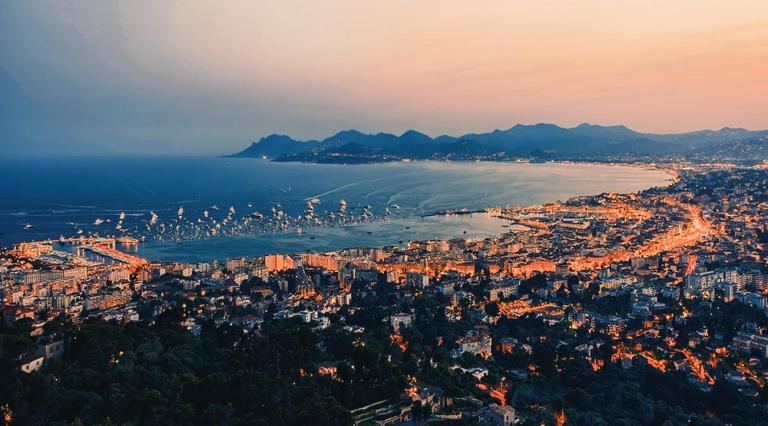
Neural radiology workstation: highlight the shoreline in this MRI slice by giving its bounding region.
[2,161,674,260]
[126,161,679,262]
[235,155,681,183]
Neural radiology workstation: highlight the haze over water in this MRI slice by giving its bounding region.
[0,158,670,261]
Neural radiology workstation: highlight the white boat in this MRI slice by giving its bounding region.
[93,218,104,225]
[24,223,33,230]
[177,206,184,218]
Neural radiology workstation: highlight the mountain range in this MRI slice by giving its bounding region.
[229,123,768,162]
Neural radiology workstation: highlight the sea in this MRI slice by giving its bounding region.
[0,157,671,262]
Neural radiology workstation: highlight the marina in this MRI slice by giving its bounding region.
[0,158,671,261]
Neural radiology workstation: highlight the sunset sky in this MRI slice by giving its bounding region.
[2,1,767,155]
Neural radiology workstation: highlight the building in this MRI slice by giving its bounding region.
[43,340,65,360]
[20,352,44,373]
[251,266,269,281]
[232,273,248,285]
[736,292,767,309]
[106,268,130,283]
[390,313,413,333]
[488,404,517,426]
[732,330,768,358]
[265,254,294,272]
[300,253,341,272]
[456,329,492,359]
[427,240,450,253]
[490,281,518,301]
[2,304,35,326]
[386,269,402,285]
[225,257,247,271]
[406,272,430,288]
[499,337,519,354]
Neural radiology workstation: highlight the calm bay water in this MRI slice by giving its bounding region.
[0,157,671,261]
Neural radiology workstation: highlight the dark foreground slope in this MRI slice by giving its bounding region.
[2,296,767,426]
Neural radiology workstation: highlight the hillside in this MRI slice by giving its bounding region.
[229,124,768,162]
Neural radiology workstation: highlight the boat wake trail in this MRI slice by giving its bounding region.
[303,171,419,201]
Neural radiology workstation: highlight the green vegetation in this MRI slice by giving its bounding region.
[2,280,768,425]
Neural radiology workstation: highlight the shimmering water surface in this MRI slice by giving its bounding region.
[0,157,671,261]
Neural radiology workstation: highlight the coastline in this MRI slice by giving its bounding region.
[2,159,671,260]
[136,161,674,262]
[239,155,681,183]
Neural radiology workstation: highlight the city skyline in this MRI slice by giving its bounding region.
[3,2,768,424]
[2,1,768,156]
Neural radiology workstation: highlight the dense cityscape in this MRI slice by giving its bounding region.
[4,2,768,425]
[3,163,768,425]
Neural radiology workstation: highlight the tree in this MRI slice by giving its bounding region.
[485,302,500,317]
[532,342,557,378]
